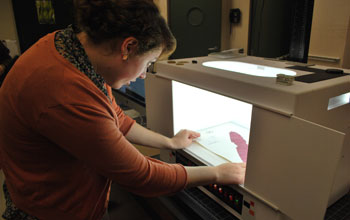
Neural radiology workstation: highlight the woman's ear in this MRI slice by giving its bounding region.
[121,37,138,59]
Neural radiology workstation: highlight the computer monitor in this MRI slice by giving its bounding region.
[113,78,146,119]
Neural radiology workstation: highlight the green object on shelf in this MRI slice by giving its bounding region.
[36,0,56,24]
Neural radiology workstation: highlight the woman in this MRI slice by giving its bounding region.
[0,0,246,219]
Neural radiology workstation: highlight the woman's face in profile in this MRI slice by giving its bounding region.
[102,48,162,89]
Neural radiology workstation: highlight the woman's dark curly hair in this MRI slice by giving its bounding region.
[74,0,176,59]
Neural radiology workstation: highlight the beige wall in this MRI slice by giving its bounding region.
[227,0,350,67]
[2,0,348,67]
[221,0,251,54]
[223,0,350,66]
[154,0,251,54]
[342,16,350,69]
[156,0,350,69]
[308,0,350,68]
[0,0,16,216]
[0,0,19,44]
[153,0,168,22]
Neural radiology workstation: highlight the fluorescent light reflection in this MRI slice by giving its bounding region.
[328,92,350,110]
[203,61,296,77]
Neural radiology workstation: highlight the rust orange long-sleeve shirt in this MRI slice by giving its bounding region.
[0,33,187,220]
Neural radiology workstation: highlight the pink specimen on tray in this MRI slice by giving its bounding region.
[229,131,248,163]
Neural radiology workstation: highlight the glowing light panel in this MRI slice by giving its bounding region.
[172,81,252,136]
[203,61,296,77]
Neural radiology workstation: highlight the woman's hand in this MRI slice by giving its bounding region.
[185,162,246,188]
[126,124,200,150]
[170,129,200,150]
[214,162,246,185]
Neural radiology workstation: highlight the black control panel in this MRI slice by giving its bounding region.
[176,152,244,215]
[205,184,243,214]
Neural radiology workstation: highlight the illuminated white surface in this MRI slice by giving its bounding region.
[172,80,252,139]
[328,92,350,110]
[203,61,296,77]
[195,122,249,163]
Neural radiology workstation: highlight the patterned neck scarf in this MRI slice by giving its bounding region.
[54,25,111,102]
